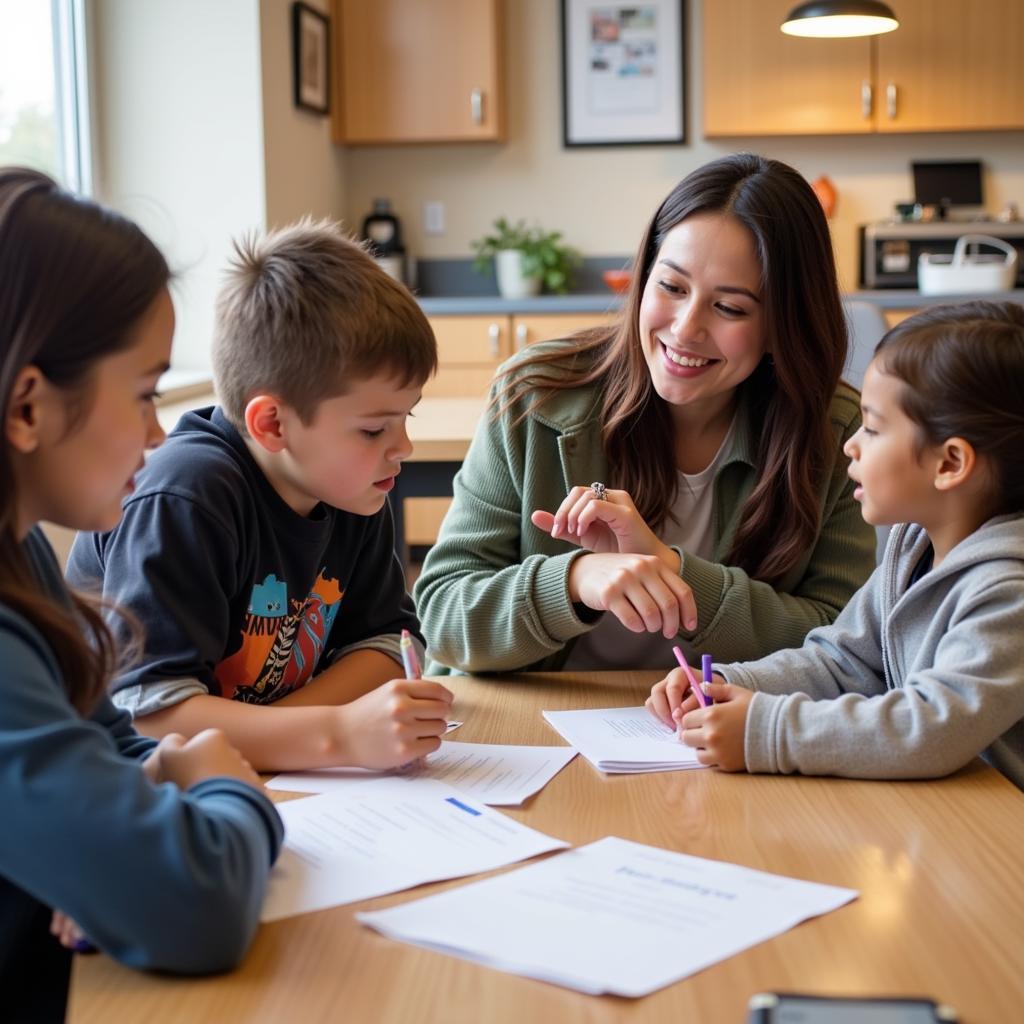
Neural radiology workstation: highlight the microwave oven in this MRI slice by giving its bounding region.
[859,221,1024,289]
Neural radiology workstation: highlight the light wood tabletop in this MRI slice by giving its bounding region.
[404,395,484,461]
[70,671,1024,1024]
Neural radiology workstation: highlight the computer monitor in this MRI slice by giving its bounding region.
[911,160,983,209]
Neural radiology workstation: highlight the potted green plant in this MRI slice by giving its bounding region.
[471,217,580,299]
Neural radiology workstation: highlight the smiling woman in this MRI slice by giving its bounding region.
[414,154,878,676]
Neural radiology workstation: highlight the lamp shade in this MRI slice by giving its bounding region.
[781,1,899,38]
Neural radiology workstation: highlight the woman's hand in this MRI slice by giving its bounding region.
[675,680,752,771]
[531,485,677,567]
[333,679,454,771]
[568,552,697,636]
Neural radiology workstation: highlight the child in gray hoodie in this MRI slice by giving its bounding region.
[648,300,1024,790]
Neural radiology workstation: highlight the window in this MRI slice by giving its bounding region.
[0,0,91,192]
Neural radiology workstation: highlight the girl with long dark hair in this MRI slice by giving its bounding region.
[0,168,282,1021]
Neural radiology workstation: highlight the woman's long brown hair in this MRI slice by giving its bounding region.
[0,168,169,713]
[494,154,848,585]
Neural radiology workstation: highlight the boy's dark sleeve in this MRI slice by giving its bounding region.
[66,491,243,716]
[323,500,422,669]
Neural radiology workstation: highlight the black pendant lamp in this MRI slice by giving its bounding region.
[781,1,899,38]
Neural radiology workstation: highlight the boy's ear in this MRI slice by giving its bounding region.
[933,436,977,492]
[5,366,47,454]
[244,394,288,453]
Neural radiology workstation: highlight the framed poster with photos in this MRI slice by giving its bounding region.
[561,0,686,146]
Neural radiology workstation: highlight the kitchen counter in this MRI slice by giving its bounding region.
[155,287,1024,404]
[417,292,623,315]
[418,288,1024,316]
[849,288,1024,308]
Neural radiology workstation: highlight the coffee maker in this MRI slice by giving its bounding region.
[361,198,407,285]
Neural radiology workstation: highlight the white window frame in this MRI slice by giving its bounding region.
[51,0,93,194]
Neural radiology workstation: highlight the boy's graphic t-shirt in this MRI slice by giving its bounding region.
[66,406,421,716]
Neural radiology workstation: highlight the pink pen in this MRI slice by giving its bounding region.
[399,628,422,680]
[672,645,708,709]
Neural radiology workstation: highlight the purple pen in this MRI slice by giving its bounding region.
[702,653,714,704]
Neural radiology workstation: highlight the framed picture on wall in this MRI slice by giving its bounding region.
[561,0,686,146]
[292,1,330,115]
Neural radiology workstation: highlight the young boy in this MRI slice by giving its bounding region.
[67,220,453,772]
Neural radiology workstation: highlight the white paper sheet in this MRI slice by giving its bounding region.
[268,741,577,806]
[542,706,705,773]
[358,836,858,997]
[260,777,568,922]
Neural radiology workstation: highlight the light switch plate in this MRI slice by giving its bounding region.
[423,200,445,236]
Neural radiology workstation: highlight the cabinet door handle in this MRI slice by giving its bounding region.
[886,82,897,120]
[861,80,872,119]
[488,321,502,357]
[471,88,484,125]
[516,323,528,350]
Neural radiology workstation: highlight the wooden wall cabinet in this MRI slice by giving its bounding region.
[704,0,1024,136]
[422,312,612,398]
[330,0,505,144]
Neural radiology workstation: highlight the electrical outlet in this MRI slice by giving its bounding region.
[423,200,445,236]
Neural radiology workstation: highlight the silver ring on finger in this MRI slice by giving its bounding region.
[590,481,607,501]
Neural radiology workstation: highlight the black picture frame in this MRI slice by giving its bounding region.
[561,0,686,147]
[291,1,330,116]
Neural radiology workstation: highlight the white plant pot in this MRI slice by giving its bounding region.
[495,249,541,299]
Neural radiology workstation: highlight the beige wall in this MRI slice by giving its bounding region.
[92,0,347,373]
[259,0,346,228]
[343,0,1024,292]
[91,0,266,372]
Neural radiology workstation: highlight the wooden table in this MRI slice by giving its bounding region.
[70,672,1024,1023]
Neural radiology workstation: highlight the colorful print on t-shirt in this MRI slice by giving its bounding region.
[214,571,343,703]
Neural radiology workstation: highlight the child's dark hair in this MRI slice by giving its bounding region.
[875,300,1024,514]
[0,167,169,713]
[213,219,438,431]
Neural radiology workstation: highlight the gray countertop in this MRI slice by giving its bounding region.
[416,288,1024,316]
[417,293,624,315]
[849,288,1024,308]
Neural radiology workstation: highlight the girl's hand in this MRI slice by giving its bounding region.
[531,486,678,567]
[50,910,91,951]
[645,666,717,728]
[141,731,190,784]
[158,729,263,790]
[676,681,753,771]
[334,678,454,771]
[568,552,698,636]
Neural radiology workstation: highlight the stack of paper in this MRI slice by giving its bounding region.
[261,776,568,922]
[269,740,577,806]
[358,836,858,997]
[543,706,705,773]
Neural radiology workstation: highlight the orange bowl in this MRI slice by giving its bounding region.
[602,268,632,294]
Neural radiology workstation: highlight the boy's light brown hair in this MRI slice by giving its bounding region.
[212,218,437,429]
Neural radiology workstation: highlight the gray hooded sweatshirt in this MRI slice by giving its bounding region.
[722,514,1024,789]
